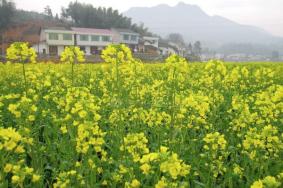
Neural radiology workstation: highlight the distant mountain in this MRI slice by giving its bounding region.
[124,2,283,48]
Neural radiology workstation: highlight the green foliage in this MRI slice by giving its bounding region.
[61,1,151,35]
[1,1,283,186]
[0,0,15,30]
[60,46,85,86]
[0,61,282,187]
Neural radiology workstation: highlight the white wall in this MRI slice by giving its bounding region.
[76,34,113,47]
[45,30,75,46]
[120,32,139,45]
[85,46,91,55]
[143,37,159,48]
[32,42,47,54]
[160,47,177,56]
[58,46,65,55]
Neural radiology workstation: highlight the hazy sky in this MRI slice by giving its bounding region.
[13,0,283,37]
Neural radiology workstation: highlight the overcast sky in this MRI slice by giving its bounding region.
[13,0,283,37]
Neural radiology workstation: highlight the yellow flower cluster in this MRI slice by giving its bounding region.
[203,132,227,177]
[121,132,149,162]
[203,132,227,151]
[3,161,40,185]
[0,46,283,187]
[6,42,37,63]
[0,127,33,153]
[76,122,106,154]
[60,46,85,64]
[140,146,191,181]
[165,54,189,76]
[125,179,141,188]
[251,173,283,188]
[53,170,85,188]
[101,44,134,64]
[243,125,283,159]
[160,153,191,179]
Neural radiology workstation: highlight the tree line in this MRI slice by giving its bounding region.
[1,0,201,60]
[0,0,15,31]
[0,0,151,36]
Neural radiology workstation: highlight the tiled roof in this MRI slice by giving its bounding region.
[44,27,71,31]
[159,41,179,51]
[71,27,113,35]
[112,28,139,35]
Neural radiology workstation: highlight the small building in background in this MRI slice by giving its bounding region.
[111,28,139,52]
[138,36,159,55]
[158,41,179,56]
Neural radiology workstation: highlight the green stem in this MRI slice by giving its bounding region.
[171,67,176,127]
[116,61,119,96]
[72,62,74,87]
[22,62,27,95]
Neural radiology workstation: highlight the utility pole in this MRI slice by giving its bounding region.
[74,33,77,46]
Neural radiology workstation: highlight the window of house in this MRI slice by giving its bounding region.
[49,33,59,40]
[123,34,129,41]
[80,35,89,41]
[63,34,72,41]
[102,36,110,42]
[91,35,100,41]
[131,35,137,41]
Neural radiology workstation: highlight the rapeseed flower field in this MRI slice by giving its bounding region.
[0,43,282,187]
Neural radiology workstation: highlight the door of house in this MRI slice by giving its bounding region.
[90,46,98,55]
[49,46,58,56]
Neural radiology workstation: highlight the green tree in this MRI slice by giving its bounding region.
[187,43,193,55]
[0,0,15,30]
[61,1,149,34]
[193,41,202,56]
[44,5,53,18]
[167,33,185,46]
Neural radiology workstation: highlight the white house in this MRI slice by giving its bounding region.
[138,36,160,54]
[111,28,139,51]
[71,27,114,55]
[158,41,179,56]
[33,27,75,55]
[34,27,141,56]
[34,27,115,56]
[143,36,159,48]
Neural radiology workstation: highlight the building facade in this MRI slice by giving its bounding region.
[34,27,115,56]
[138,36,159,54]
[111,28,139,52]
[72,27,113,55]
[35,27,75,56]
[34,27,141,56]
